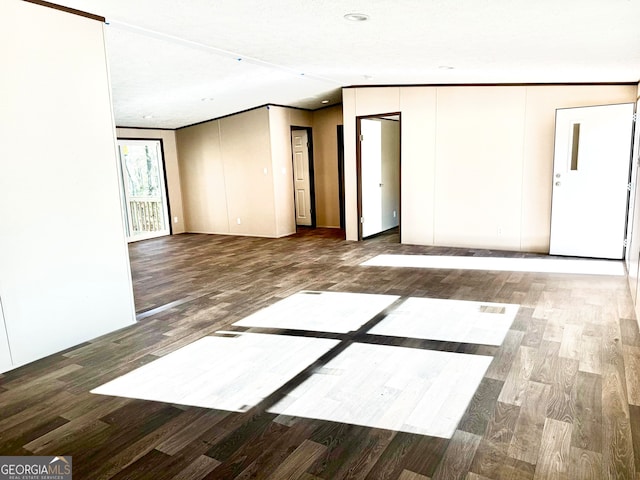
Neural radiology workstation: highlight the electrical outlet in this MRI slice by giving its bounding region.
[393,210,397,218]
[173,216,178,224]
[497,227,503,236]
[237,218,241,225]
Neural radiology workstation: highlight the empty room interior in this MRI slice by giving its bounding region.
[3,0,640,479]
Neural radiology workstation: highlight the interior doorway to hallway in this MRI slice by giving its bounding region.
[356,113,401,242]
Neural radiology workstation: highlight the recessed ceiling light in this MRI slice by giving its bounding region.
[438,65,455,70]
[344,13,369,22]
[321,100,330,104]
[142,115,153,119]
[201,97,214,102]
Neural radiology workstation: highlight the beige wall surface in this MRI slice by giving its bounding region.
[178,104,343,237]
[220,108,276,236]
[117,128,185,234]
[312,105,343,228]
[0,0,136,371]
[177,107,278,237]
[343,84,636,250]
[176,121,229,233]
[269,106,312,237]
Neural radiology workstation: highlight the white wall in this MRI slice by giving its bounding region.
[343,84,636,250]
[116,128,185,234]
[399,88,437,245]
[435,87,526,249]
[0,0,136,371]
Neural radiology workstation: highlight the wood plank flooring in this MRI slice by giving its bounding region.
[1,228,640,479]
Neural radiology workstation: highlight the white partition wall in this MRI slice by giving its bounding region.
[0,0,136,372]
[434,87,526,250]
[343,84,636,250]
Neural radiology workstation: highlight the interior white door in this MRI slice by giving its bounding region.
[291,130,312,226]
[549,103,634,259]
[0,297,13,373]
[361,119,383,237]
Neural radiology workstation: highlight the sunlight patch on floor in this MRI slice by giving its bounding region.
[361,254,625,276]
[269,343,492,438]
[233,291,400,333]
[92,290,511,439]
[91,333,339,412]
[369,298,518,346]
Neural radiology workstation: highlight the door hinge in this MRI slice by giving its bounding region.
[633,112,637,122]
[359,134,364,142]
[629,182,633,192]
[360,216,364,224]
[624,238,629,247]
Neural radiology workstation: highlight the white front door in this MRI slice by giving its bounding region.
[549,103,634,259]
[291,130,312,226]
[117,139,171,242]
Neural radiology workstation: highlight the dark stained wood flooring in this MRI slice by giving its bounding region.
[1,228,640,479]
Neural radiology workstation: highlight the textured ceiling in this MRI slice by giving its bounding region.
[53,0,640,129]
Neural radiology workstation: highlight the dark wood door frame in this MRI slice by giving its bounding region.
[356,112,402,241]
[117,137,173,236]
[337,125,345,230]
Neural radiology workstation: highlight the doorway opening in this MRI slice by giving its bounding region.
[291,127,317,229]
[337,125,346,231]
[117,139,171,242]
[356,113,401,242]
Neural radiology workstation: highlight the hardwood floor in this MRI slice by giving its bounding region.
[1,228,639,479]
